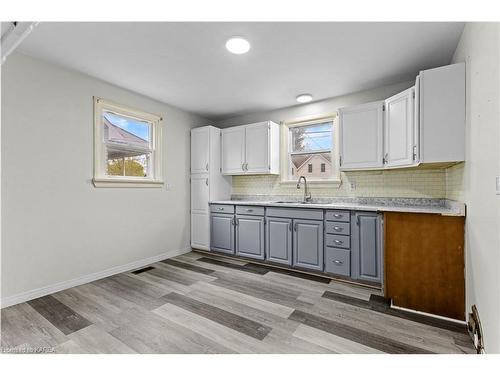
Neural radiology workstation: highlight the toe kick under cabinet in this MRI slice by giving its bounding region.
[209,204,383,285]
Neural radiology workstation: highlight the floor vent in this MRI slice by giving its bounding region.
[131,266,155,275]
[467,304,484,353]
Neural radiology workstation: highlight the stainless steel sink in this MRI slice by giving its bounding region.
[272,201,321,205]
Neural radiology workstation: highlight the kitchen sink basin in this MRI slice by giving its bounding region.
[272,201,322,205]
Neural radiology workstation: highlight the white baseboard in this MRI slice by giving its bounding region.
[0,247,191,309]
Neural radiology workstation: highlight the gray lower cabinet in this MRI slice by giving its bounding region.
[235,215,265,260]
[266,217,293,265]
[293,219,324,271]
[351,211,383,282]
[210,213,235,254]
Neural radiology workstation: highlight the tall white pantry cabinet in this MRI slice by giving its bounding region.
[190,126,231,250]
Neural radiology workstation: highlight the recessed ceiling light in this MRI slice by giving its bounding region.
[225,37,251,54]
[296,94,313,103]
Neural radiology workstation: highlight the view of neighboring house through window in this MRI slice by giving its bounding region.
[104,112,152,177]
[287,118,335,181]
[93,98,163,187]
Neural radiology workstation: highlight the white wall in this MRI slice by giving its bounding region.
[452,23,500,353]
[1,53,210,304]
[217,80,413,128]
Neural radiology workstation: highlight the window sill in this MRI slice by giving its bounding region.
[279,178,342,187]
[93,178,164,188]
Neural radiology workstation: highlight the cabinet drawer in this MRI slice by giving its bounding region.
[325,210,351,222]
[324,248,351,277]
[236,205,265,216]
[325,234,350,249]
[325,221,350,235]
[210,204,235,214]
[266,207,323,220]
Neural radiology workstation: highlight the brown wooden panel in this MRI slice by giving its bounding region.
[384,212,465,320]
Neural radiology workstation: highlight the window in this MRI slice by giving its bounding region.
[281,115,340,183]
[93,98,163,187]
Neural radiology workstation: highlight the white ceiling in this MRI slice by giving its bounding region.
[17,22,464,121]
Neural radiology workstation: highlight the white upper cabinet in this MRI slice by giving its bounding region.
[417,62,465,164]
[339,63,465,171]
[191,127,210,173]
[245,122,270,173]
[221,126,246,174]
[339,101,384,170]
[384,87,417,168]
[222,121,280,175]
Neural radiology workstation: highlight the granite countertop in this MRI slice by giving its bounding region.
[210,196,466,216]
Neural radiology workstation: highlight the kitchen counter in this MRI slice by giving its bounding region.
[210,197,465,216]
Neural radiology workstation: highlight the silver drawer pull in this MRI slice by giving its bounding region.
[333,260,344,265]
[218,207,224,211]
[333,226,342,231]
[334,240,343,244]
[246,209,253,212]
[334,214,342,218]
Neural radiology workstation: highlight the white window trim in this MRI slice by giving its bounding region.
[93,97,164,188]
[280,113,341,186]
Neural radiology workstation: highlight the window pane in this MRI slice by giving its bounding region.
[291,122,332,153]
[106,153,150,177]
[103,111,151,148]
[290,152,332,178]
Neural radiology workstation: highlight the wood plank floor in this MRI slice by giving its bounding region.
[0,251,475,354]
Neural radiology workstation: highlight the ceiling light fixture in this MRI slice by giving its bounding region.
[296,94,313,103]
[225,37,251,54]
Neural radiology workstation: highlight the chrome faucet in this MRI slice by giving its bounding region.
[296,176,312,203]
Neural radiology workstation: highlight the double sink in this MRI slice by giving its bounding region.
[272,200,323,205]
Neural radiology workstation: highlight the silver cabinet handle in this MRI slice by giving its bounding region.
[246,209,253,212]
[289,222,292,232]
[242,163,245,171]
[294,222,298,232]
[333,226,342,231]
[334,239,343,244]
[205,178,209,186]
[218,207,224,211]
[244,162,248,171]
[206,163,209,171]
[235,218,239,226]
[334,214,342,218]
[383,153,389,164]
[333,260,344,265]
[231,217,235,225]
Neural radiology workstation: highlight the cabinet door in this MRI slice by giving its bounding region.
[210,214,235,254]
[191,175,209,213]
[235,215,265,260]
[339,101,384,170]
[191,127,210,174]
[384,88,416,168]
[222,126,246,174]
[352,212,382,283]
[266,217,292,265]
[191,212,209,250]
[293,219,324,271]
[245,122,270,173]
